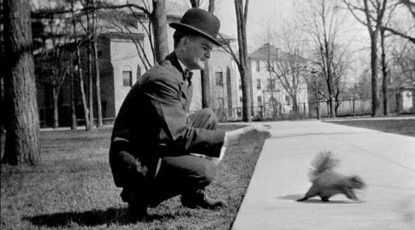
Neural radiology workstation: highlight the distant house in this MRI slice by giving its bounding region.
[388,82,415,114]
[247,43,309,119]
[34,6,240,127]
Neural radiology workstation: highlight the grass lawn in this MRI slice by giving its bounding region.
[325,118,415,137]
[1,124,267,230]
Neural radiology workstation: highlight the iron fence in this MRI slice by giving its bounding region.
[211,98,411,122]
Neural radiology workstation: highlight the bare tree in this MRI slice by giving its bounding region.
[91,0,103,128]
[344,0,389,116]
[307,69,325,119]
[380,25,390,115]
[33,6,74,128]
[354,67,372,99]
[2,0,41,165]
[70,1,91,131]
[235,0,252,121]
[267,28,308,119]
[378,2,400,115]
[69,70,77,130]
[0,0,4,157]
[300,0,348,117]
[95,0,173,66]
[85,0,95,129]
[382,0,415,44]
[390,40,415,85]
[97,5,152,70]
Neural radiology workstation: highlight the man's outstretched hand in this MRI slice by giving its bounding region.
[224,124,271,147]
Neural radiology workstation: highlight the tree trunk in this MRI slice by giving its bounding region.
[88,0,102,128]
[190,0,201,7]
[380,28,389,115]
[2,0,40,165]
[235,0,251,121]
[240,67,251,121]
[76,47,90,131]
[370,34,381,116]
[189,1,211,108]
[329,95,335,117]
[93,38,103,127]
[292,96,299,119]
[86,1,94,129]
[70,71,77,130]
[324,37,336,118]
[70,2,82,130]
[208,0,215,12]
[201,66,211,108]
[201,1,216,108]
[1,32,5,158]
[327,73,336,118]
[52,89,59,128]
[152,0,169,64]
[87,44,94,129]
[0,74,4,159]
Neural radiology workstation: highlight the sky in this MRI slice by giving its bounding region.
[213,0,371,82]
[215,0,368,51]
[215,0,298,50]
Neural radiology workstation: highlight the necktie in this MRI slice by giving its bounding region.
[184,69,193,85]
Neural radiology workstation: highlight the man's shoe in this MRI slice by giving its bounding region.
[181,190,226,209]
[121,188,148,221]
[127,201,147,221]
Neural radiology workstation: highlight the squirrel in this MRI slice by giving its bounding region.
[297,151,365,202]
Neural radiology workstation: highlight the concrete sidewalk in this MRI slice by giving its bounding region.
[232,120,415,230]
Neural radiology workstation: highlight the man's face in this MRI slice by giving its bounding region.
[181,36,213,70]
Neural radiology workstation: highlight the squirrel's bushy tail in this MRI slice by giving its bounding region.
[308,150,339,180]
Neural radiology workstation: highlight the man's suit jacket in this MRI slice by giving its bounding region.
[109,52,225,187]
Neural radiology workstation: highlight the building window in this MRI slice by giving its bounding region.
[239,97,243,103]
[123,70,133,87]
[239,83,242,90]
[267,79,275,90]
[256,60,260,72]
[216,71,223,86]
[257,96,262,105]
[256,79,261,89]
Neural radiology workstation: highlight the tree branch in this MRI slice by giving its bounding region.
[382,26,415,44]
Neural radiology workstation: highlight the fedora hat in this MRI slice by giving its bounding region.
[170,8,221,46]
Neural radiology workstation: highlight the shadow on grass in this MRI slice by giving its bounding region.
[25,207,175,227]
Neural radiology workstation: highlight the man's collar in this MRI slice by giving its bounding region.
[165,52,193,83]
[177,58,188,73]
[177,57,193,83]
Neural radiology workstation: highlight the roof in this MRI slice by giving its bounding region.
[218,32,236,41]
[388,81,415,90]
[99,32,145,41]
[249,43,307,63]
[250,43,281,59]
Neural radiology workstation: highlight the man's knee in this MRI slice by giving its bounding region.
[197,159,216,185]
[189,108,218,129]
[109,148,148,188]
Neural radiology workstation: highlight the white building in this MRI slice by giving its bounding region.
[246,43,309,119]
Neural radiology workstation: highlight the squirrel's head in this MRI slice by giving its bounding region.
[350,175,365,189]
